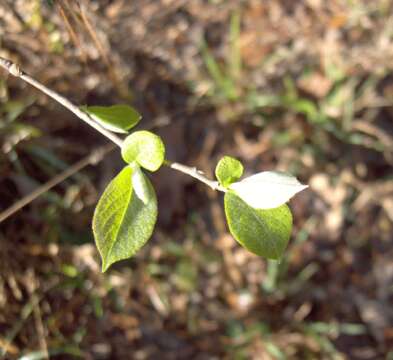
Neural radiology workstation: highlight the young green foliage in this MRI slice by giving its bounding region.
[224,192,292,259]
[229,171,308,209]
[215,156,244,187]
[121,130,165,172]
[93,164,157,272]
[82,105,303,269]
[131,164,151,204]
[81,104,141,133]
[0,56,309,274]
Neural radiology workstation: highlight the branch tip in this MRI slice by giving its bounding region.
[0,56,227,195]
[0,57,22,77]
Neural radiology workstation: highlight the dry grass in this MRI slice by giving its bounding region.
[0,1,392,359]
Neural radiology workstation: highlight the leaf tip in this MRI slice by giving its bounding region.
[298,184,309,193]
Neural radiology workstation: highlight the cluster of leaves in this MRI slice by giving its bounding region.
[82,105,307,272]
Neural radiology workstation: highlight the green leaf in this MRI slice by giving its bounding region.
[224,192,292,259]
[81,104,141,133]
[121,130,165,172]
[215,156,244,187]
[92,165,157,271]
[131,163,150,204]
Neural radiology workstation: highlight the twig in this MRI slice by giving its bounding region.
[0,57,123,147]
[57,1,88,63]
[0,57,225,198]
[167,161,227,192]
[0,273,61,358]
[0,0,25,28]
[0,144,116,223]
[78,1,129,98]
[27,269,48,360]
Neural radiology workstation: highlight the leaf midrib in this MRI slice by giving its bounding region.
[106,169,133,265]
[244,199,280,259]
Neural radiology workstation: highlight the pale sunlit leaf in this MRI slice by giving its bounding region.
[229,171,308,209]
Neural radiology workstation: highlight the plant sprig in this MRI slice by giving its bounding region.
[0,57,308,271]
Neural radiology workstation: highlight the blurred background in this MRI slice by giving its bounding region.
[0,0,392,359]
